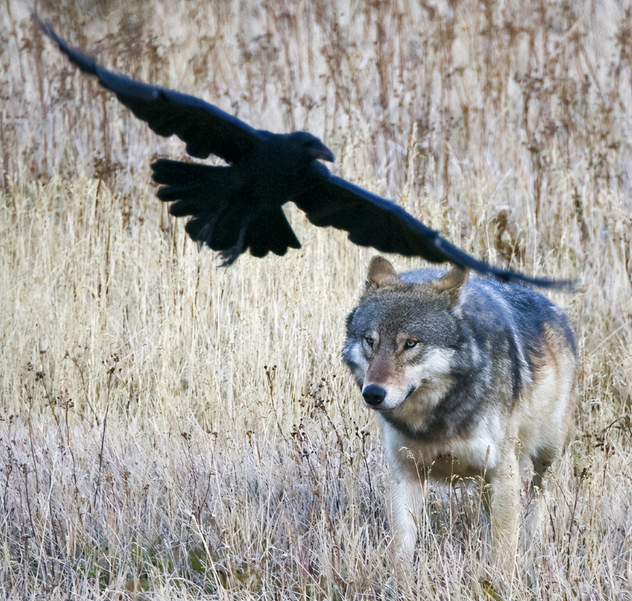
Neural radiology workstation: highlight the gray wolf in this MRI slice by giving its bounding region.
[343,256,577,572]
[36,15,568,287]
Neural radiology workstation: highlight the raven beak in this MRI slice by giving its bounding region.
[310,142,335,163]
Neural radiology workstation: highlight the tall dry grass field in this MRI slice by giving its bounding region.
[1,0,631,598]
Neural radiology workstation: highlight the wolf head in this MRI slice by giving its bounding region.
[343,256,469,415]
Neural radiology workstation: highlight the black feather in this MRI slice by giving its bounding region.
[246,210,301,258]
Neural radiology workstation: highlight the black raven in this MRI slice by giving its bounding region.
[35,15,569,288]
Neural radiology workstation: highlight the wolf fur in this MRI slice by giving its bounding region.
[343,256,577,572]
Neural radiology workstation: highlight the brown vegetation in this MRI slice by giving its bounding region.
[1,0,631,598]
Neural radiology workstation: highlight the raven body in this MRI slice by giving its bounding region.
[153,131,334,263]
[35,15,569,288]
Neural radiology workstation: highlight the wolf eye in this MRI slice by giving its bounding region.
[364,336,375,347]
[404,339,418,349]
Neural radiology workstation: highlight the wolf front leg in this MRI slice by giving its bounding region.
[388,467,426,571]
[487,444,520,582]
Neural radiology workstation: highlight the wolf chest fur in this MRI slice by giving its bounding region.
[342,256,577,567]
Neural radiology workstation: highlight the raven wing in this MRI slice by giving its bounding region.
[35,15,262,162]
[294,164,570,289]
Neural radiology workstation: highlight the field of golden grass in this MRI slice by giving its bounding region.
[1,0,631,598]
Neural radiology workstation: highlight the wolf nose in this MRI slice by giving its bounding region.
[362,385,386,406]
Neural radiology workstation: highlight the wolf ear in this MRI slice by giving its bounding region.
[433,266,469,304]
[366,256,400,289]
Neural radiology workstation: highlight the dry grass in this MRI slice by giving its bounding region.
[1,0,631,598]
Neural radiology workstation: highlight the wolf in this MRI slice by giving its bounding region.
[343,256,577,572]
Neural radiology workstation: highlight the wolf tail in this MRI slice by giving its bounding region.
[151,159,301,264]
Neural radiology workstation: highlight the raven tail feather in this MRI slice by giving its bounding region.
[151,158,301,260]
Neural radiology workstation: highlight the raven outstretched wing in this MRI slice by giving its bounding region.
[34,14,261,162]
[295,165,565,288]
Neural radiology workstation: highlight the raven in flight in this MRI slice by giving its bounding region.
[35,15,568,288]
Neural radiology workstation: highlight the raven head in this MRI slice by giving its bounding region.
[289,132,335,163]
